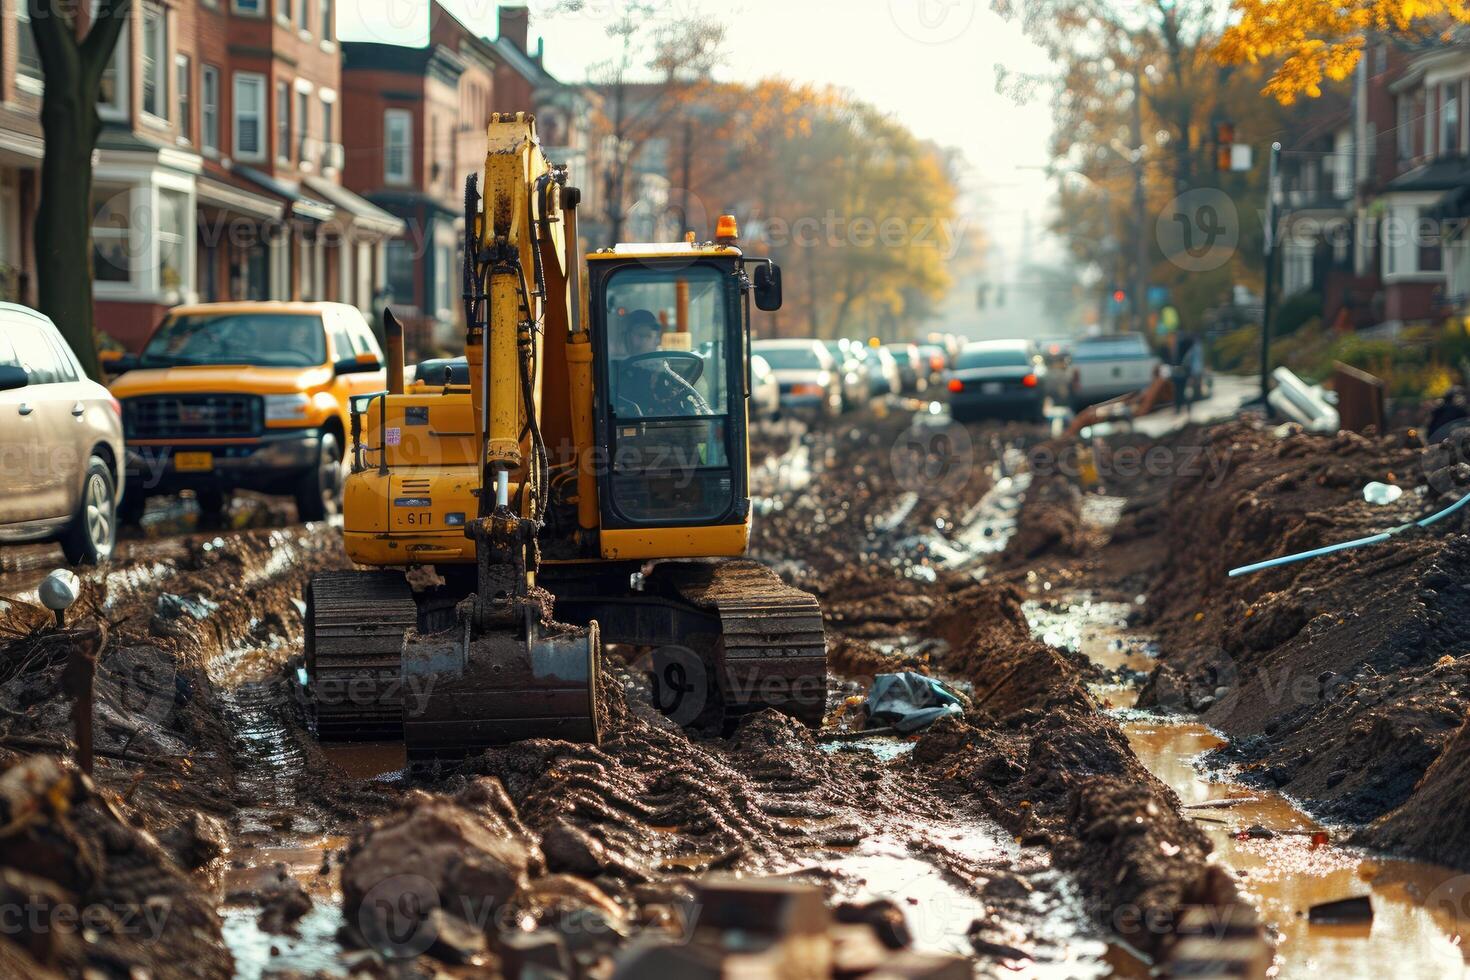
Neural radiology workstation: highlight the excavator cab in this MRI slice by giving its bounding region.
[304,113,824,764]
[592,256,747,530]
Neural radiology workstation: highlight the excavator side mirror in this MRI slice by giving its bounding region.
[753,263,783,312]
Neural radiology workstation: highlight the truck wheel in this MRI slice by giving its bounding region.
[196,489,229,529]
[295,432,343,523]
[118,491,147,527]
[61,456,117,565]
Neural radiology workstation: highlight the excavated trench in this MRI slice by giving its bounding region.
[2,404,1465,977]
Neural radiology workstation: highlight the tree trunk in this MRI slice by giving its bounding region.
[28,0,129,381]
[35,83,103,378]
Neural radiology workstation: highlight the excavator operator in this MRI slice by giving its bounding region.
[612,309,712,419]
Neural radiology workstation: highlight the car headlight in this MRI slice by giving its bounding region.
[264,393,311,422]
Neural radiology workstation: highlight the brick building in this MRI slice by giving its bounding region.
[340,3,595,353]
[0,0,402,350]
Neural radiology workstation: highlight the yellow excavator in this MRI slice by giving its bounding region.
[303,114,827,761]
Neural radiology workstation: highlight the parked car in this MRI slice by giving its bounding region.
[0,303,125,563]
[915,344,949,389]
[749,354,781,420]
[883,343,927,394]
[751,339,843,418]
[1035,336,1074,403]
[864,346,903,398]
[107,302,386,524]
[823,340,870,411]
[946,340,1048,422]
[1068,332,1161,411]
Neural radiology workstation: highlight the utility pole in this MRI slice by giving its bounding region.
[1130,62,1149,336]
[1259,141,1282,404]
[680,115,694,236]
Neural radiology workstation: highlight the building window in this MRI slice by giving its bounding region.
[202,66,220,152]
[1442,83,1460,156]
[14,4,42,88]
[276,81,291,163]
[296,0,309,31]
[176,55,193,143]
[385,240,415,305]
[296,89,310,163]
[232,0,262,13]
[142,3,167,119]
[91,186,132,284]
[319,0,333,41]
[384,109,412,184]
[157,188,189,293]
[233,72,266,161]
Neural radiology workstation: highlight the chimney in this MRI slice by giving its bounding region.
[499,6,529,53]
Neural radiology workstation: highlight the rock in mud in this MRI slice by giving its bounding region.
[341,776,543,954]
[542,820,609,877]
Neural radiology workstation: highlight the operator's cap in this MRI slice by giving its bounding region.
[622,309,660,333]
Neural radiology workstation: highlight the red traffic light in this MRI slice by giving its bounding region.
[1112,289,1126,303]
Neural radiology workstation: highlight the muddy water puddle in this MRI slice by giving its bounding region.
[1045,590,1470,978]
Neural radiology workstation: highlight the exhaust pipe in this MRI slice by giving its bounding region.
[383,307,406,394]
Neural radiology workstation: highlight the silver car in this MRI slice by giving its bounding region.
[0,303,125,563]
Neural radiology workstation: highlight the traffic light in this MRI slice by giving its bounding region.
[1112,289,1126,304]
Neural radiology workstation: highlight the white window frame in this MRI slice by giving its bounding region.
[232,72,267,163]
[175,53,192,145]
[319,0,334,47]
[296,87,312,168]
[1444,81,1463,157]
[14,4,44,94]
[384,109,412,185]
[201,65,221,155]
[141,2,169,126]
[91,168,198,304]
[1397,95,1413,161]
[92,0,129,119]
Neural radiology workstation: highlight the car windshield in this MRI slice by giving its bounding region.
[141,313,327,368]
[755,346,822,370]
[957,348,1031,369]
[1073,336,1149,360]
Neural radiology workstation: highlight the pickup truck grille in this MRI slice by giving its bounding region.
[123,394,262,439]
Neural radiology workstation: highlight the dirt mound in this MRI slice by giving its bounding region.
[1361,707,1470,867]
[0,755,232,979]
[1115,419,1470,830]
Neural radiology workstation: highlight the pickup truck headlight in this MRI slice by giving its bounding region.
[264,393,311,422]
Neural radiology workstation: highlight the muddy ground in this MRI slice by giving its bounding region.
[0,405,1306,978]
[1009,415,1470,873]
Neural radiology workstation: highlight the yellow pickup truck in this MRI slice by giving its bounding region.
[108,302,386,523]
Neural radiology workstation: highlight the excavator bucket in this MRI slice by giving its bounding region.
[400,608,601,762]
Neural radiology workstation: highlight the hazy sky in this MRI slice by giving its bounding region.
[340,0,1064,334]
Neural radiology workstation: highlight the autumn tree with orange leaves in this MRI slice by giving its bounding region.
[1218,0,1470,102]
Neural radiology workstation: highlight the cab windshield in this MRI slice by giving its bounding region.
[141,313,327,368]
[602,263,736,525]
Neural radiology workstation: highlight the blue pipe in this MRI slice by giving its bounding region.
[1228,488,1470,578]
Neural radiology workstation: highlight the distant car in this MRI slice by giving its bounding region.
[865,346,902,398]
[915,344,949,388]
[749,354,781,420]
[946,340,1048,423]
[883,343,926,394]
[0,303,125,564]
[1068,332,1161,411]
[751,339,842,418]
[1035,336,1074,402]
[823,340,870,411]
